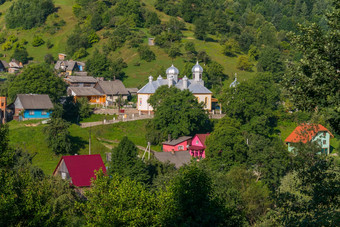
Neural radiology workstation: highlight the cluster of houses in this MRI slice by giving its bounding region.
[0,59,23,74]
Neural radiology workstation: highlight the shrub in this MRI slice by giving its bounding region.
[46,39,53,49]
[237,56,253,71]
[11,48,29,64]
[32,36,45,47]
[7,35,18,43]
[73,48,87,59]
[138,45,156,62]
[2,41,12,51]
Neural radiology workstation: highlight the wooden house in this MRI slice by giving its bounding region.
[55,60,85,75]
[0,60,9,72]
[58,53,67,61]
[11,94,53,120]
[94,80,129,106]
[0,96,6,124]
[189,133,210,159]
[67,87,106,105]
[8,59,23,74]
[53,154,106,187]
[162,136,192,152]
[285,124,334,155]
[64,76,98,87]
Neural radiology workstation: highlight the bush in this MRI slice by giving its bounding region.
[2,41,12,51]
[7,35,18,43]
[44,54,54,64]
[46,39,53,49]
[237,56,253,71]
[138,45,156,62]
[73,47,87,59]
[32,36,45,47]
[11,48,29,64]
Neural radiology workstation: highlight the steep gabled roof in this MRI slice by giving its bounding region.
[53,154,106,187]
[65,76,97,83]
[16,94,54,110]
[162,136,192,146]
[285,124,334,143]
[196,133,210,147]
[0,60,9,68]
[95,80,129,95]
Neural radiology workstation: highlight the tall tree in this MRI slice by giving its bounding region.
[147,86,210,142]
[7,64,66,102]
[109,136,149,183]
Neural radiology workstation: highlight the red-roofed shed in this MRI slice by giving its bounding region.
[53,154,106,187]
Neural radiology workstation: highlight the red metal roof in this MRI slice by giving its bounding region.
[53,154,106,187]
[285,124,334,143]
[189,145,205,150]
[196,133,210,146]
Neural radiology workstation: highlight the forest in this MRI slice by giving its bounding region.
[0,0,339,226]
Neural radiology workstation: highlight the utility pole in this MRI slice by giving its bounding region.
[89,127,91,155]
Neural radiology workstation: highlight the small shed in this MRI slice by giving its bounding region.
[53,154,106,187]
[148,38,155,46]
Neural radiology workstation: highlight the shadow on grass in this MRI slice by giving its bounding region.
[69,135,87,155]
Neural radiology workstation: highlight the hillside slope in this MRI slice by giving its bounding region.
[0,0,255,88]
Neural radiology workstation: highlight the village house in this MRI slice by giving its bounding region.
[55,60,85,75]
[0,60,9,72]
[8,59,23,74]
[0,96,7,124]
[10,94,53,120]
[127,87,138,96]
[53,154,106,188]
[162,136,192,152]
[94,80,129,106]
[137,62,212,113]
[189,133,210,159]
[64,75,98,87]
[67,87,106,105]
[285,124,334,155]
[154,150,192,168]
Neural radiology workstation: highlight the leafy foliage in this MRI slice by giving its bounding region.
[11,48,29,64]
[147,86,210,143]
[6,64,66,102]
[5,0,55,29]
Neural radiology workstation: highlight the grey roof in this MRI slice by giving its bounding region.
[95,80,129,95]
[192,61,203,73]
[166,64,179,75]
[65,76,97,83]
[67,87,103,96]
[137,78,212,94]
[73,71,88,76]
[16,94,53,110]
[162,136,192,146]
[127,88,138,94]
[0,60,9,68]
[55,60,82,71]
[67,61,77,71]
[154,151,192,168]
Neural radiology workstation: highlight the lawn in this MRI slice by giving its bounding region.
[80,114,118,123]
[7,119,159,175]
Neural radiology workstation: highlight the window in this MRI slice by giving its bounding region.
[41,110,47,115]
[178,145,184,150]
[323,132,326,137]
[61,172,66,180]
[323,140,326,145]
[196,140,199,145]
[29,110,34,115]
[139,98,142,106]
[1,102,3,107]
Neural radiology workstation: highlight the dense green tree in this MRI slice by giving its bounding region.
[194,17,208,40]
[86,49,112,79]
[44,53,54,64]
[257,47,284,76]
[237,56,253,71]
[5,0,55,29]
[147,86,210,142]
[144,11,161,28]
[138,45,156,62]
[282,0,340,132]
[77,97,92,119]
[158,165,228,226]
[31,36,45,47]
[66,26,92,57]
[11,48,29,64]
[43,117,72,155]
[204,61,227,88]
[222,38,240,57]
[205,116,248,171]
[109,136,149,183]
[7,64,66,102]
[82,171,157,226]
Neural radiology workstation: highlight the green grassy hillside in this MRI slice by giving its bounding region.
[0,0,256,88]
[8,119,159,174]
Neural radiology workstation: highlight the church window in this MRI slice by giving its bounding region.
[139,98,142,106]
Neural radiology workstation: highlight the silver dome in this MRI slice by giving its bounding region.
[166,64,179,75]
[192,61,203,73]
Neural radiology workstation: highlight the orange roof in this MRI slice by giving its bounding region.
[285,124,334,143]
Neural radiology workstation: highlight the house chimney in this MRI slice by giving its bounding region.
[183,76,188,89]
[149,75,153,83]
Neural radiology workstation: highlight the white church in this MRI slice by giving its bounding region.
[137,62,212,112]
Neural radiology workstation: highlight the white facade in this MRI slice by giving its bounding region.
[137,62,213,112]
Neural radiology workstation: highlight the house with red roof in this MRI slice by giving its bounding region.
[285,124,334,154]
[189,133,210,159]
[53,154,106,187]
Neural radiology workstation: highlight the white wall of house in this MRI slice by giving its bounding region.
[137,94,153,112]
[194,94,212,110]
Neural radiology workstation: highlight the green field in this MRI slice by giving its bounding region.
[0,0,256,89]
[8,119,160,174]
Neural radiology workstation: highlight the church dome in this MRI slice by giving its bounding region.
[192,61,203,73]
[166,64,179,75]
